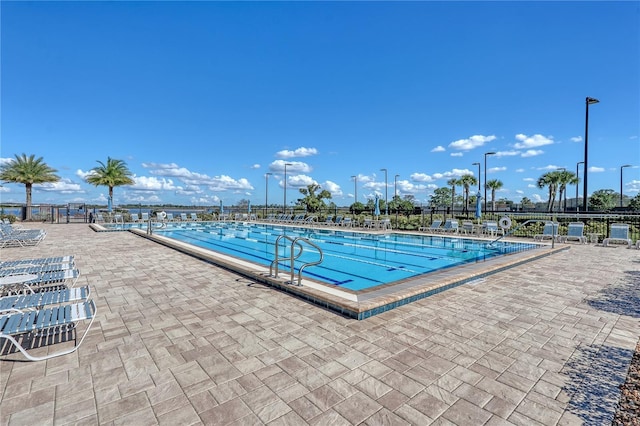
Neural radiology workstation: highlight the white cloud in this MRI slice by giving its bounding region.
[130,176,178,191]
[589,166,605,172]
[75,169,93,179]
[531,194,544,202]
[431,146,446,152]
[448,135,496,151]
[450,152,463,157]
[514,134,554,149]
[410,173,434,183]
[570,136,583,143]
[495,150,519,157]
[322,180,343,197]
[515,190,524,195]
[38,179,84,194]
[250,164,260,169]
[521,149,544,157]
[276,147,318,158]
[269,160,312,173]
[286,174,316,188]
[536,165,564,171]
[523,177,535,182]
[432,168,474,180]
[488,167,506,173]
[0,157,14,166]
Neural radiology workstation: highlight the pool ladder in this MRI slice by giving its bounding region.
[269,235,324,286]
[489,218,557,248]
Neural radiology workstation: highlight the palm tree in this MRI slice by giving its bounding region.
[458,174,477,215]
[0,154,60,221]
[536,171,562,213]
[556,170,578,212]
[486,179,503,212]
[85,158,134,209]
[447,178,458,215]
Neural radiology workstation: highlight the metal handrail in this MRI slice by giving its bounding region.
[269,234,324,286]
[488,218,557,248]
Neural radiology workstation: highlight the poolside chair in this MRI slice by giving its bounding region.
[323,215,334,226]
[0,261,75,277]
[141,212,149,222]
[130,213,139,223]
[560,222,587,244]
[303,216,317,226]
[340,217,353,228]
[180,213,188,222]
[363,218,374,229]
[0,299,97,361]
[0,285,91,314]
[533,222,559,242]
[483,221,503,238]
[0,256,74,269]
[0,227,46,248]
[603,223,632,248]
[333,216,343,226]
[419,220,442,233]
[441,219,458,234]
[165,213,175,222]
[461,221,475,235]
[379,218,392,230]
[190,213,200,221]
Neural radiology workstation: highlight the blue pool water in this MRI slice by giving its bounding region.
[106,222,539,291]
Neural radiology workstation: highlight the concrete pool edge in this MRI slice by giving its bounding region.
[126,227,568,320]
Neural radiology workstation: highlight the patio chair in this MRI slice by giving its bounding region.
[333,216,343,226]
[303,216,317,225]
[0,299,96,361]
[0,285,91,313]
[0,256,74,269]
[166,213,175,222]
[190,213,200,221]
[419,219,442,233]
[603,223,632,248]
[461,221,475,235]
[340,217,353,228]
[483,221,504,237]
[323,215,334,226]
[180,213,188,222]
[1,260,75,277]
[379,218,392,230]
[0,227,46,248]
[560,222,587,244]
[130,213,139,223]
[441,219,458,233]
[141,212,149,222]
[533,222,559,242]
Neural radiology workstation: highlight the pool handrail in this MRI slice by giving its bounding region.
[269,234,324,286]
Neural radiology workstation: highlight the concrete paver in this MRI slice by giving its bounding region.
[1,223,639,425]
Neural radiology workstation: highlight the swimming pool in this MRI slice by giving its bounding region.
[109,222,539,291]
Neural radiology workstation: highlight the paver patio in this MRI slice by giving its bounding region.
[1,223,638,425]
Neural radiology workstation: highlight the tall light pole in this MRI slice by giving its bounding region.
[472,162,481,192]
[394,174,400,224]
[621,164,632,208]
[265,172,272,219]
[484,152,496,214]
[283,163,292,214]
[583,97,600,211]
[576,161,584,212]
[380,168,388,216]
[351,175,357,204]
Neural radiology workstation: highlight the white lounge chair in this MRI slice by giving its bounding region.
[560,222,587,244]
[130,213,139,223]
[0,299,96,361]
[180,213,188,222]
[441,219,458,233]
[419,220,442,233]
[603,223,632,248]
[534,222,559,242]
[141,212,149,222]
[0,286,91,313]
[190,213,200,221]
[0,256,74,269]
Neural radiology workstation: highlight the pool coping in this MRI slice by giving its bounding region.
[121,226,568,320]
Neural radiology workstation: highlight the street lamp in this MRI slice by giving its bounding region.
[576,161,584,212]
[351,175,357,204]
[265,172,272,219]
[283,163,292,214]
[583,96,600,211]
[621,164,632,208]
[380,168,388,216]
[394,174,400,224]
[472,162,481,192]
[484,152,496,214]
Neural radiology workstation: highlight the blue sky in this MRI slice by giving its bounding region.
[2,1,639,209]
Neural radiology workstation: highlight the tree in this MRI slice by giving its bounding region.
[430,187,452,208]
[486,179,503,212]
[85,157,134,208]
[628,194,640,211]
[297,183,332,213]
[521,197,532,209]
[458,174,477,215]
[0,154,60,221]
[537,171,562,213]
[350,201,366,215]
[556,170,578,212]
[447,178,458,214]
[588,189,617,211]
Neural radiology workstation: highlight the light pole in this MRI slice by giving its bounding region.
[380,168,388,216]
[583,96,599,211]
[265,172,272,219]
[472,162,481,192]
[621,164,632,208]
[351,175,357,204]
[283,163,292,214]
[484,152,496,214]
[576,161,584,212]
[394,174,400,224]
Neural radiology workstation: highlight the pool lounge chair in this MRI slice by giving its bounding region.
[0,299,97,361]
[379,218,392,230]
[180,213,188,222]
[0,227,46,248]
[1,260,75,277]
[322,215,334,226]
[533,222,559,242]
[603,223,632,248]
[190,213,200,221]
[441,219,459,234]
[0,256,74,269]
[0,285,91,314]
[483,221,503,237]
[141,212,149,222]
[130,213,139,223]
[165,213,175,222]
[419,220,442,233]
[333,216,343,226]
[340,217,354,228]
[560,222,587,244]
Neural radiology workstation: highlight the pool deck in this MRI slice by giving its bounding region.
[1,223,639,425]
